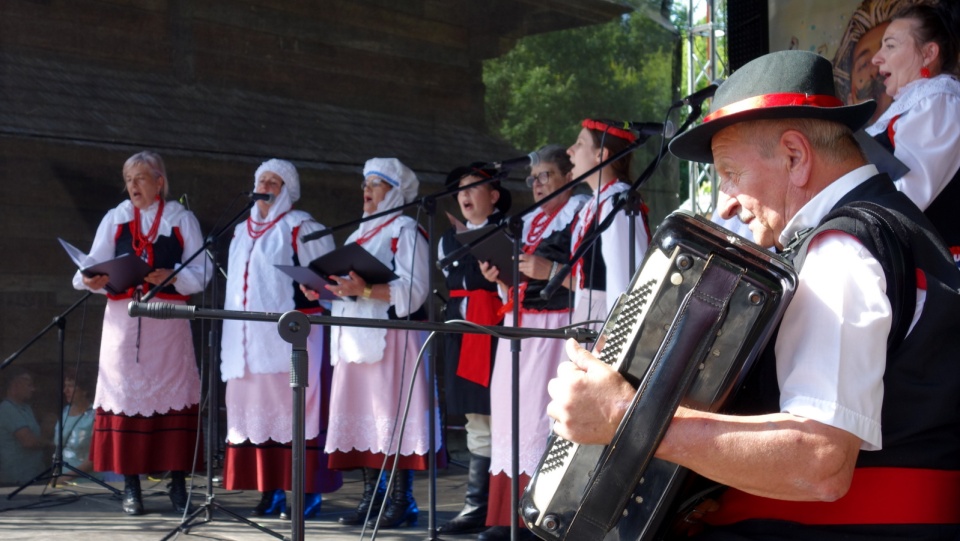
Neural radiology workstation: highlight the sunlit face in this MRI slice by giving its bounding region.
[124,162,164,210]
[457,174,499,225]
[850,22,893,121]
[872,18,928,98]
[712,126,789,249]
[528,162,571,209]
[567,128,601,187]
[254,171,284,217]
[362,175,393,214]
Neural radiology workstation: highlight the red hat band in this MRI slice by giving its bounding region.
[704,92,845,123]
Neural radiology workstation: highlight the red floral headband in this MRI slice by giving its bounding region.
[581,119,637,143]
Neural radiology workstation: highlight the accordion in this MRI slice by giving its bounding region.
[521,211,798,541]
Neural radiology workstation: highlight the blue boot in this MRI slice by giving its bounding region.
[280,493,322,520]
[250,489,285,517]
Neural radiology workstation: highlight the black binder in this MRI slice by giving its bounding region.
[59,238,152,295]
[308,242,398,285]
[273,265,338,300]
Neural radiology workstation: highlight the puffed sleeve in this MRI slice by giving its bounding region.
[600,207,650,314]
[891,91,960,210]
[72,209,119,293]
[389,221,430,318]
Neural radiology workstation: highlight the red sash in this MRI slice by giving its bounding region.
[448,289,503,387]
[705,467,960,526]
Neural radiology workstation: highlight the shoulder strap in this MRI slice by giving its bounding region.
[792,201,916,350]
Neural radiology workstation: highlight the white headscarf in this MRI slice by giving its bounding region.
[357,158,418,237]
[332,158,419,365]
[252,158,300,221]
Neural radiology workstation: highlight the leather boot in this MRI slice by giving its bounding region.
[168,471,191,513]
[437,454,491,534]
[250,488,286,517]
[369,469,418,529]
[122,475,144,516]
[338,468,386,525]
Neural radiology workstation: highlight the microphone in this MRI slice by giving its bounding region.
[128,301,196,320]
[539,262,572,301]
[673,82,721,108]
[623,120,677,139]
[245,192,275,203]
[484,151,540,172]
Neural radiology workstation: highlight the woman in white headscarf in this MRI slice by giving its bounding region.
[220,159,342,519]
[320,158,440,529]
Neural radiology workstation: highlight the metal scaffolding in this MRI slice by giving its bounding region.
[684,0,726,217]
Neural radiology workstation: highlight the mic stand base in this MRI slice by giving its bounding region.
[4,292,122,501]
[159,496,290,541]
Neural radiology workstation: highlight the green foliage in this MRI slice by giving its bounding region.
[483,8,681,153]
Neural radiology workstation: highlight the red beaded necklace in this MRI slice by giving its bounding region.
[524,203,564,255]
[247,211,288,240]
[131,198,165,263]
[356,215,400,246]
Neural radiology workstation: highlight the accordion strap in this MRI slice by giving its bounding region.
[568,255,745,539]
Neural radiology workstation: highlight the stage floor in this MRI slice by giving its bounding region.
[0,466,475,541]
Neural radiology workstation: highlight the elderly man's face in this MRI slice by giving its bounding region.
[850,22,892,122]
[712,125,789,250]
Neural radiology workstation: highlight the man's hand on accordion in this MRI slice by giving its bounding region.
[546,339,636,445]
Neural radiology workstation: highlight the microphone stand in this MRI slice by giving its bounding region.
[1,292,123,499]
[297,171,511,541]
[539,103,705,302]
[127,303,595,541]
[144,198,289,541]
[431,142,652,541]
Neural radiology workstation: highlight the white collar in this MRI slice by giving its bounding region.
[779,164,879,247]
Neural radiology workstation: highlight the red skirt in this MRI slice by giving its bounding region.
[487,471,531,527]
[223,436,343,493]
[92,405,202,475]
[327,449,446,471]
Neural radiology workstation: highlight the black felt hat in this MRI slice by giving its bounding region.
[445,162,512,214]
[669,50,877,164]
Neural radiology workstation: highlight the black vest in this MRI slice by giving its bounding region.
[440,213,505,321]
[731,175,960,470]
[115,223,183,298]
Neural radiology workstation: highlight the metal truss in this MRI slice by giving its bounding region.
[685,0,727,218]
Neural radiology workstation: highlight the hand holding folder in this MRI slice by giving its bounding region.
[59,238,152,295]
[276,242,398,300]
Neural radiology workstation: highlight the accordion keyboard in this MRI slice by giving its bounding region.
[528,249,676,520]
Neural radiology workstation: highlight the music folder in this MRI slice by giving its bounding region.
[308,242,398,285]
[455,224,517,287]
[58,238,152,295]
[273,265,338,300]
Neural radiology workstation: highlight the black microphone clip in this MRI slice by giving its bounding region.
[672,81,721,108]
[484,151,540,172]
[244,192,275,203]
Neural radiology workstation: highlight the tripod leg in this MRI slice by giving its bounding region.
[56,463,122,495]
